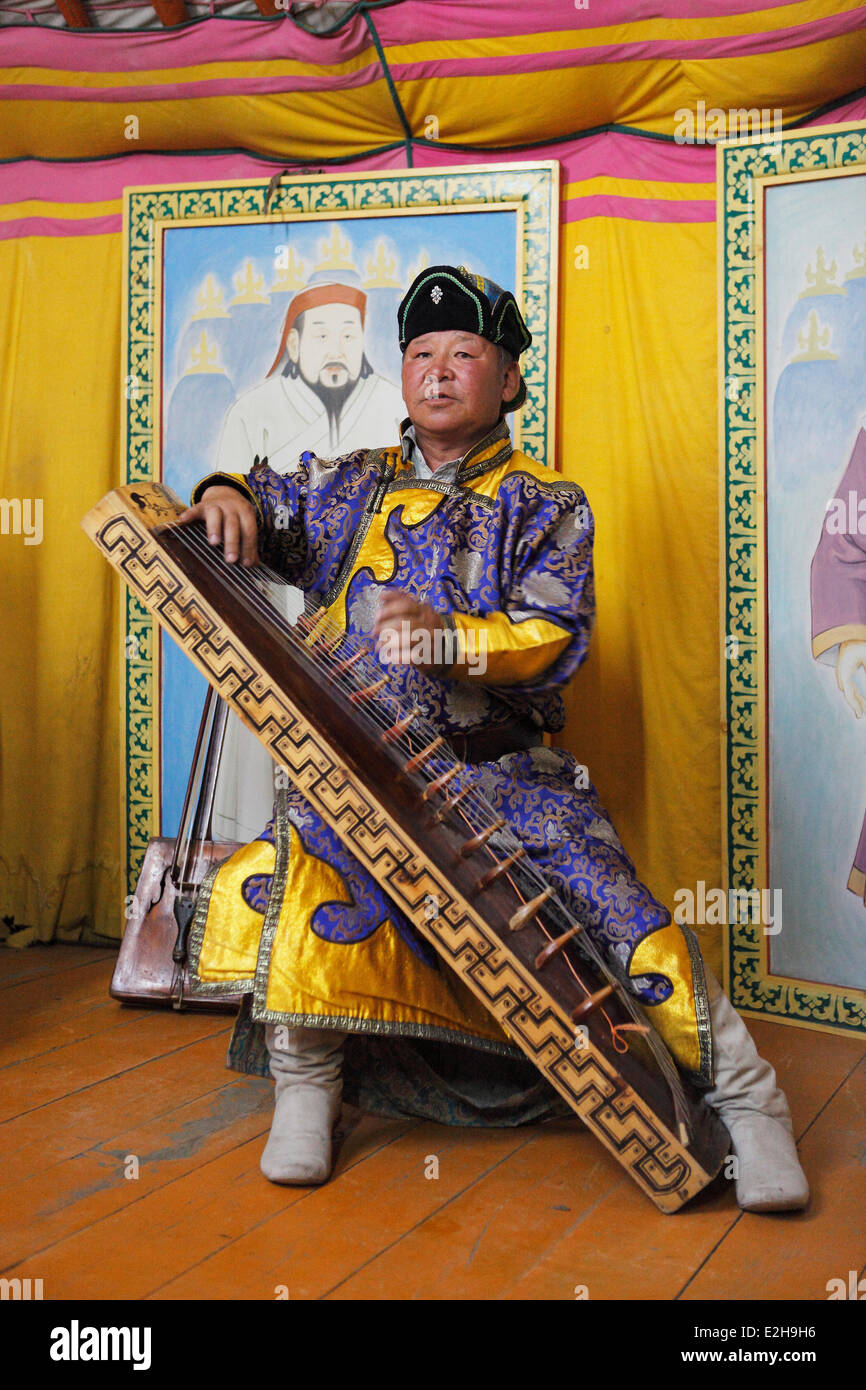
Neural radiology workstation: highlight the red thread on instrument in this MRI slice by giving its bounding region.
[350,676,389,704]
[404,736,444,774]
[422,763,462,799]
[381,710,418,744]
[609,1020,650,1055]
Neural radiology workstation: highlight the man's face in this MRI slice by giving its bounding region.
[289,303,365,388]
[401,330,520,438]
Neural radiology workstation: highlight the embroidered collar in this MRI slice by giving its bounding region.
[397,417,512,484]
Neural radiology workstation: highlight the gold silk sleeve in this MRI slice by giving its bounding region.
[190,471,262,522]
[447,610,572,686]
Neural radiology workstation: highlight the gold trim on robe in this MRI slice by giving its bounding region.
[190,802,514,1055]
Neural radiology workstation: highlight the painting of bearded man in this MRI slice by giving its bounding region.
[211,277,406,842]
[215,279,405,471]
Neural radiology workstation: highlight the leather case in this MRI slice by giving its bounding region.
[110,836,243,1012]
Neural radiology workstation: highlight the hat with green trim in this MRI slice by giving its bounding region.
[397,264,532,412]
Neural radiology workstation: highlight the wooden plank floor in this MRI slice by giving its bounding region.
[1,945,864,1302]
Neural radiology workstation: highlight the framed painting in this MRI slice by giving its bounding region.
[120,160,559,892]
[719,119,866,1035]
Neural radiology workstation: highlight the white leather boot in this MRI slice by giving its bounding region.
[260,1023,344,1185]
[704,970,809,1213]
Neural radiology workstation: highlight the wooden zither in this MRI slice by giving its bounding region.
[83,481,730,1214]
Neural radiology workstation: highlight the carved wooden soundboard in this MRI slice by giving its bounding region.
[83,480,730,1213]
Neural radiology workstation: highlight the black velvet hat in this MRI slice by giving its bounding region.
[397,264,532,411]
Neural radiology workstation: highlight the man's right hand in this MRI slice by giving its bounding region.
[178,485,260,567]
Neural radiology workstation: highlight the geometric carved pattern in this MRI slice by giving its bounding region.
[84,485,727,1212]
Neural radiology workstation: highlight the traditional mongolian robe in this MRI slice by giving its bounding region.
[188,419,712,1121]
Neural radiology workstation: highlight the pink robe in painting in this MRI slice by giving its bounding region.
[811,426,866,897]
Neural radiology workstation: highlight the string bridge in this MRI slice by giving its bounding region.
[570,983,616,1024]
[476,846,526,891]
[381,710,418,745]
[404,736,444,774]
[534,922,584,969]
[508,886,554,932]
[431,784,472,823]
[350,676,389,705]
[457,818,505,859]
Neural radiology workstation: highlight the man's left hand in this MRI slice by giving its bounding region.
[373,590,446,673]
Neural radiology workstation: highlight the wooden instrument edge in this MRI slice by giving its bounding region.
[83,487,726,1213]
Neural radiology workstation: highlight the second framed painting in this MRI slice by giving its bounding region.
[121,161,559,890]
[720,120,866,1037]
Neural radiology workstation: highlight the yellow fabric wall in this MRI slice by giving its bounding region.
[0,233,123,944]
[560,213,721,924]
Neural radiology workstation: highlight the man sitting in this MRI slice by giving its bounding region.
[180,264,808,1214]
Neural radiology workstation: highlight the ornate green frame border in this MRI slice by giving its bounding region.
[121,160,559,895]
[719,121,866,1036]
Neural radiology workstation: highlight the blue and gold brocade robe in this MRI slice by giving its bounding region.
[187,421,712,1104]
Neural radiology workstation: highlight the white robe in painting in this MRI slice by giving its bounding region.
[210,369,406,843]
[214,371,406,473]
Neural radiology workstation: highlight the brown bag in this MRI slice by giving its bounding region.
[111,687,249,1012]
[110,836,243,1011]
